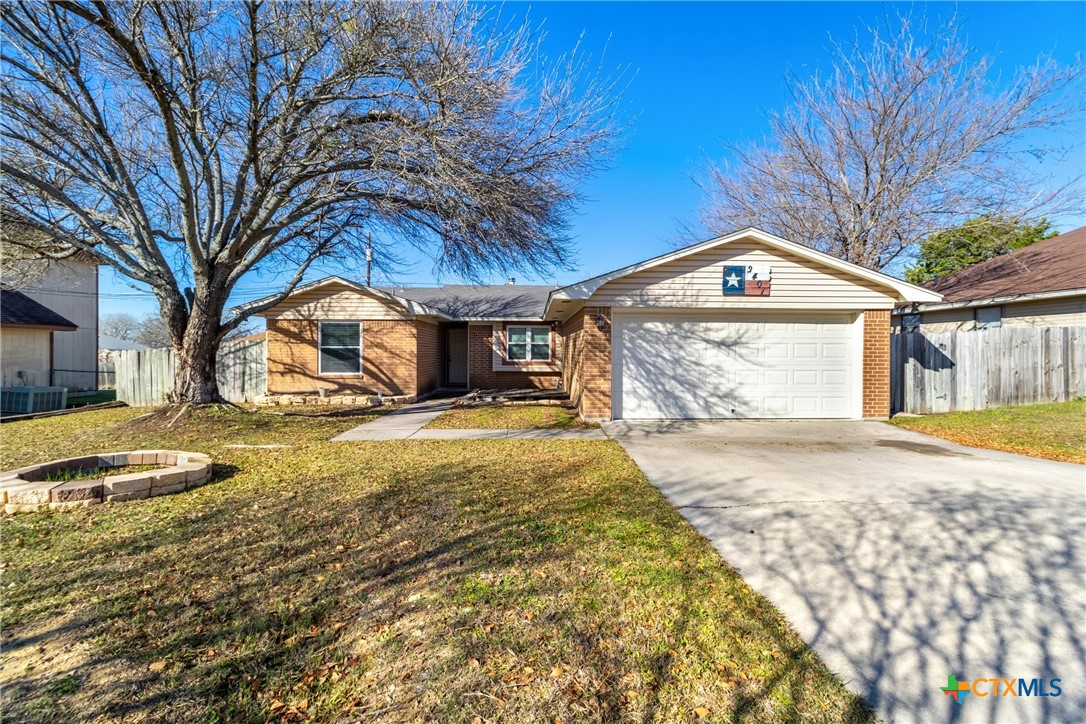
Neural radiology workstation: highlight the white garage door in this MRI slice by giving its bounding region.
[615,313,856,419]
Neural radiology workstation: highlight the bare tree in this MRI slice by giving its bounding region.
[1,1,621,402]
[698,14,1083,270]
[100,312,141,341]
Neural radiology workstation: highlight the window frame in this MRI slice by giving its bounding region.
[318,321,364,376]
[975,306,1003,330]
[502,323,554,364]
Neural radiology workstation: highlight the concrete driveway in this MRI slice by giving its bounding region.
[604,419,1085,723]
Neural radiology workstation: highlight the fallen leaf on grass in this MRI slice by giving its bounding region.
[148,659,167,672]
[693,706,711,718]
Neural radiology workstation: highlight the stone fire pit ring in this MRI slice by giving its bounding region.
[1,450,213,514]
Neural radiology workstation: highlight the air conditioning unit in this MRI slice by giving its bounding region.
[1,386,68,414]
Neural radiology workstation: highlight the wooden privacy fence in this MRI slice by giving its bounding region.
[891,326,1085,414]
[115,338,266,406]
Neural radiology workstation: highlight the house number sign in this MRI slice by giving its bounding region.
[723,265,771,296]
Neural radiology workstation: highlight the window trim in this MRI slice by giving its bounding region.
[502,323,554,364]
[318,321,364,376]
[975,306,1003,330]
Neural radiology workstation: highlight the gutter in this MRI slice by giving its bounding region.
[893,286,1086,314]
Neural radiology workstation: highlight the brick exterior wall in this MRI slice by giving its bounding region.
[862,309,891,419]
[560,306,611,420]
[415,321,442,395]
[560,309,585,406]
[468,324,561,390]
[266,319,418,396]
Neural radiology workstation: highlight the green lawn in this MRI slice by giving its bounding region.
[65,390,117,408]
[1,406,870,722]
[426,404,598,430]
[890,398,1086,463]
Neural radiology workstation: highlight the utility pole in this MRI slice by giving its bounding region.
[365,230,372,287]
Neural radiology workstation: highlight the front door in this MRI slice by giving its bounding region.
[447,327,468,386]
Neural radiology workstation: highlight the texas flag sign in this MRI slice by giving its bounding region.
[723,265,746,295]
[723,265,772,296]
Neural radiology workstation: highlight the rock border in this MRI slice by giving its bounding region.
[1,450,213,514]
[254,394,414,407]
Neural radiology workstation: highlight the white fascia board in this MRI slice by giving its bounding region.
[543,227,942,316]
[892,286,1086,314]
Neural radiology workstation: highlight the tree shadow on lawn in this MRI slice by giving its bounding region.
[2,444,869,722]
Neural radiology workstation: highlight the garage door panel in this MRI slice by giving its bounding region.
[822,369,848,386]
[617,313,854,419]
[823,342,848,359]
[793,369,818,386]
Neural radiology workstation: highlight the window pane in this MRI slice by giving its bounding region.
[976,307,1002,329]
[321,347,360,374]
[531,343,550,360]
[321,323,360,347]
[507,342,528,360]
[507,327,527,345]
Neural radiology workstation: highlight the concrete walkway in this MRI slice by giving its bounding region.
[413,428,607,440]
[331,400,608,441]
[330,399,453,441]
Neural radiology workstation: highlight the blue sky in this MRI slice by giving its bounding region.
[99,1,1086,319]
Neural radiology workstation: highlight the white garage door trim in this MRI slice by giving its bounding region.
[612,310,864,420]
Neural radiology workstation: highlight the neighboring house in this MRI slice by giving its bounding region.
[248,228,939,420]
[0,288,78,388]
[892,226,1086,333]
[99,334,148,353]
[4,256,100,391]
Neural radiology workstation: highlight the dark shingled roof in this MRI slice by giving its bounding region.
[925,227,1086,302]
[0,288,77,329]
[379,284,554,319]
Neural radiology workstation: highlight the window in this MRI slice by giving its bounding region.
[901,313,921,333]
[975,307,1002,330]
[319,322,362,374]
[505,325,552,362]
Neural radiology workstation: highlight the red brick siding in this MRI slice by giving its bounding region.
[415,321,442,395]
[560,309,585,407]
[579,306,612,419]
[266,319,417,396]
[468,324,561,390]
[862,309,891,419]
[559,306,611,420]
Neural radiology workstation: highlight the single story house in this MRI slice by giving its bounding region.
[250,228,940,420]
[892,226,1086,332]
[1,288,78,388]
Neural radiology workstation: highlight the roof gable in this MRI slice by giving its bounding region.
[549,228,941,310]
[252,277,453,320]
[584,235,903,310]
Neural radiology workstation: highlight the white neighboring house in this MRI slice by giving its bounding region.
[2,256,100,391]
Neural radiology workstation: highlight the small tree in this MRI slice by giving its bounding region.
[904,216,1058,284]
[699,14,1082,270]
[2,1,621,402]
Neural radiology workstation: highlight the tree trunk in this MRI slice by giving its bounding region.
[170,292,226,404]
